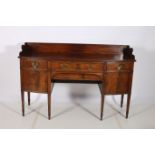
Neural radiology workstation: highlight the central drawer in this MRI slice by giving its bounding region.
[52,73,103,81]
[51,62,103,72]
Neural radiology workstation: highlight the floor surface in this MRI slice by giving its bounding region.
[0,96,155,129]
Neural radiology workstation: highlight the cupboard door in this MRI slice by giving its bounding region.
[116,72,131,93]
[104,72,132,94]
[104,72,118,94]
[21,69,48,93]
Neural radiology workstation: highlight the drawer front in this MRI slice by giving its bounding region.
[21,69,48,92]
[21,58,47,70]
[107,62,133,71]
[52,62,104,72]
[52,73,102,81]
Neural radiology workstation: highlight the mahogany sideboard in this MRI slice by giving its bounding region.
[19,42,136,120]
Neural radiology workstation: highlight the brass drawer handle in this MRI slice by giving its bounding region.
[32,61,38,70]
[60,64,68,70]
[88,64,93,71]
[117,64,124,71]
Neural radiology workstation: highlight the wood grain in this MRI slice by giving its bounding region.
[19,42,135,120]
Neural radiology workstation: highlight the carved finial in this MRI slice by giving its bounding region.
[19,43,32,57]
[22,43,28,51]
[123,46,135,60]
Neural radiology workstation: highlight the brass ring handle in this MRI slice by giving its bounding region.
[32,61,38,70]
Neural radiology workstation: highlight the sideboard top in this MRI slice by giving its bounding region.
[19,42,135,62]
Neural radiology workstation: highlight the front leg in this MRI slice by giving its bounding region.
[100,83,105,120]
[28,92,30,106]
[48,91,51,120]
[120,94,124,108]
[126,92,131,119]
[21,90,25,116]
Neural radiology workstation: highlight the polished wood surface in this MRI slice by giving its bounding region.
[19,42,136,120]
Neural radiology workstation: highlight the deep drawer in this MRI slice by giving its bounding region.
[21,69,48,92]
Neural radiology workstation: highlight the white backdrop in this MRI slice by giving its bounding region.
[0,26,155,106]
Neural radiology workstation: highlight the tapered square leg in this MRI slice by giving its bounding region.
[126,93,131,119]
[120,94,124,108]
[28,92,30,106]
[100,84,105,120]
[21,90,25,116]
[48,92,51,120]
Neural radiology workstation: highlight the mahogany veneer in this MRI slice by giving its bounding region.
[19,42,136,120]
